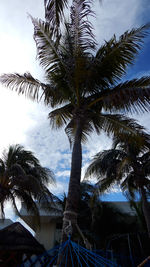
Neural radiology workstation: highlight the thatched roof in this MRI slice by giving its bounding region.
[0,222,45,254]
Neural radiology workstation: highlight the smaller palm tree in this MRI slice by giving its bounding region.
[85,134,150,237]
[0,144,55,220]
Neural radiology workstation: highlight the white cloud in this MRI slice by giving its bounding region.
[56,170,70,178]
[49,181,68,196]
[24,114,71,169]
[94,0,144,43]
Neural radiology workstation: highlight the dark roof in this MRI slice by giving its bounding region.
[0,222,45,254]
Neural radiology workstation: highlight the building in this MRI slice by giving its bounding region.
[20,200,63,250]
[0,222,45,267]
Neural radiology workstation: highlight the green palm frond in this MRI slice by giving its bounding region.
[97,113,144,138]
[13,188,40,225]
[44,0,68,32]
[38,185,57,203]
[70,0,96,54]
[9,193,22,219]
[43,75,74,107]
[61,22,75,57]
[0,144,55,219]
[112,130,150,152]
[4,144,55,184]
[121,173,137,198]
[49,104,73,129]
[95,24,150,84]
[0,72,42,101]
[4,144,39,168]
[97,176,118,194]
[87,76,150,114]
[41,84,57,106]
[32,166,55,184]
[65,111,146,147]
[103,77,150,113]
[117,157,132,179]
[30,16,66,73]
[85,148,125,179]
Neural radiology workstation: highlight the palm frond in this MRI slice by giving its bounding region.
[9,192,22,218]
[70,0,96,54]
[0,73,42,101]
[85,148,125,179]
[104,77,150,114]
[117,157,132,179]
[0,144,56,219]
[44,0,68,34]
[97,176,118,194]
[33,166,55,184]
[87,76,150,114]
[82,112,145,143]
[121,174,137,199]
[43,77,74,107]
[13,188,40,225]
[95,24,150,84]
[30,16,67,74]
[49,104,73,129]
[5,144,55,184]
[4,144,39,168]
[112,131,150,152]
[99,113,145,139]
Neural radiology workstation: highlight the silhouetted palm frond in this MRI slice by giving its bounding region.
[95,24,150,84]
[0,144,55,219]
[0,73,42,101]
[44,0,68,32]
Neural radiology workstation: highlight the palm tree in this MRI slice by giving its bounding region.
[0,144,55,220]
[85,136,150,237]
[1,0,150,241]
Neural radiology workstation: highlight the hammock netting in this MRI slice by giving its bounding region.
[20,236,120,267]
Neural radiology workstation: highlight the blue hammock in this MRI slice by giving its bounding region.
[20,236,120,267]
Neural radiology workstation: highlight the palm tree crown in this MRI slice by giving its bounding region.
[85,135,150,236]
[1,2,150,143]
[0,144,55,219]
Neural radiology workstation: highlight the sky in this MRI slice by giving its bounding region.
[0,0,150,221]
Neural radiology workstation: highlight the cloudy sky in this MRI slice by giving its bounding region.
[0,0,150,219]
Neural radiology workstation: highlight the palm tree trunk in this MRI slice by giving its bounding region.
[57,120,82,265]
[141,187,150,238]
[63,119,82,237]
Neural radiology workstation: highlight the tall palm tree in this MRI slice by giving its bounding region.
[1,0,150,240]
[85,136,150,237]
[0,144,55,220]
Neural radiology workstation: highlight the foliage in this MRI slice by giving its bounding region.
[85,134,150,236]
[85,133,150,196]
[0,144,55,219]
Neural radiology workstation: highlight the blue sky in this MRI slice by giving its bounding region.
[0,0,150,219]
